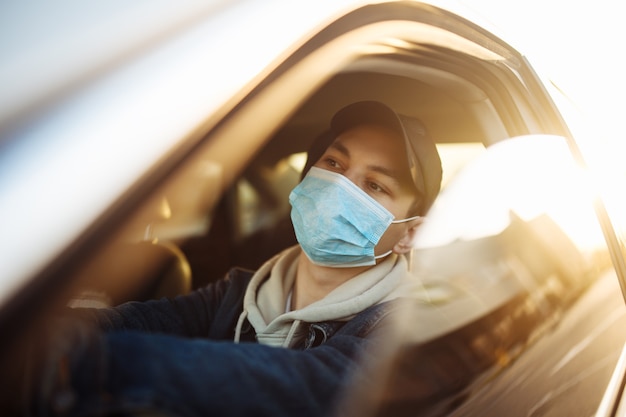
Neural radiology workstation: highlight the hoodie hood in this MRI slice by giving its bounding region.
[234,245,418,348]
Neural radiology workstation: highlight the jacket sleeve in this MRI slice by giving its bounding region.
[41,311,391,417]
[74,268,251,338]
[113,331,380,416]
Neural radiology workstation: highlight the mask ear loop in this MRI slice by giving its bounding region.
[389,215,422,268]
[390,215,422,224]
[374,250,393,260]
[375,215,422,261]
[373,248,414,270]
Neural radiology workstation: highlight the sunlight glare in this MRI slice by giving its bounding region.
[416,135,605,253]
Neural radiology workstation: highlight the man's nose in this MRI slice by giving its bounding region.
[342,170,364,190]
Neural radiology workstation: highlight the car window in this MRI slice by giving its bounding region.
[344,135,626,417]
[68,153,230,305]
[234,153,305,244]
[69,138,487,307]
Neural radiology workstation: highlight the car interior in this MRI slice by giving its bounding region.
[66,72,501,304]
[59,3,582,314]
[8,3,618,415]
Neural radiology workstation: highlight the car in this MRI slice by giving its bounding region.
[1,1,625,416]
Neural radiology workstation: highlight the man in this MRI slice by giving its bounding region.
[18,100,442,416]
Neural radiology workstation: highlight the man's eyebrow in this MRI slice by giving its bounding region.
[328,141,350,157]
[368,165,402,186]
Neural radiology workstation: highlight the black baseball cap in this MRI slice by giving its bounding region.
[306,100,443,215]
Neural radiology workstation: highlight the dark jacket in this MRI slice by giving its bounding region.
[89,267,395,345]
[46,268,399,417]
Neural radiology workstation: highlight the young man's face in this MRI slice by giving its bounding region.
[313,124,422,257]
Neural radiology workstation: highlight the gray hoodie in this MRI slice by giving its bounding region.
[234,245,420,347]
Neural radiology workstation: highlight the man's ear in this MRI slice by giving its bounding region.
[392,218,423,254]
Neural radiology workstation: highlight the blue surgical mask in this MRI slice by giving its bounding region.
[289,167,421,268]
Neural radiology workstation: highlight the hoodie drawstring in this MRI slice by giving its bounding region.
[234,310,248,343]
[282,319,302,348]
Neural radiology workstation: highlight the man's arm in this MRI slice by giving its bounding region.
[32,328,382,417]
[74,268,251,338]
[16,291,397,417]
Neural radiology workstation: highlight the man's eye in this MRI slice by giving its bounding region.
[367,182,385,194]
[324,158,341,169]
